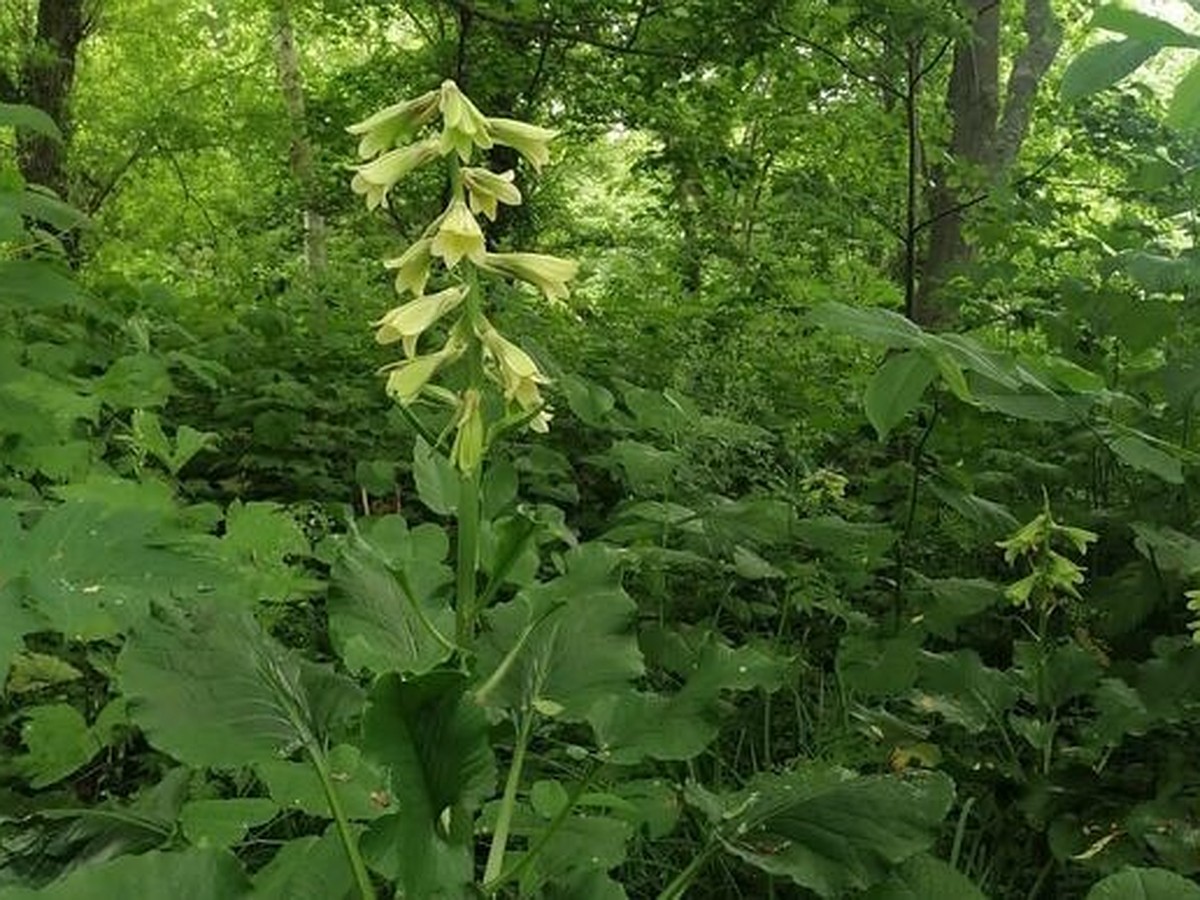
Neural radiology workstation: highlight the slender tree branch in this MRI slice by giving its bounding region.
[771,17,903,99]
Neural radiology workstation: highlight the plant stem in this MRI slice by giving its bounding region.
[483,710,535,886]
[656,839,720,900]
[456,463,481,645]
[310,744,375,900]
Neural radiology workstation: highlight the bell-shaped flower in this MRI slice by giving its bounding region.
[450,389,485,473]
[431,199,486,267]
[384,238,434,297]
[486,118,556,171]
[351,138,441,210]
[373,285,469,357]
[479,322,550,426]
[380,330,465,405]
[439,80,492,162]
[462,167,522,221]
[346,89,440,159]
[480,251,579,301]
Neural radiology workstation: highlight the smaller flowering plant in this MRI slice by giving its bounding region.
[348,80,579,472]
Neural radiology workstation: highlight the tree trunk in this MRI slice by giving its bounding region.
[16,0,89,199]
[273,0,326,274]
[914,0,1061,328]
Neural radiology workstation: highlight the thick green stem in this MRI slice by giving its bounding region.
[310,744,375,900]
[456,464,481,645]
[483,711,535,886]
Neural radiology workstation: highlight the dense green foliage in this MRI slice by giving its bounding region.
[5,0,1200,897]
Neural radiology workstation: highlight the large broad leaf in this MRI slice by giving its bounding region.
[15,704,103,789]
[0,849,250,900]
[688,766,955,897]
[1106,432,1183,484]
[360,672,496,897]
[1061,39,1159,101]
[1169,58,1200,131]
[808,302,926,349]
[861,854,985,899]
[257,743,391,820]
[592,631,785,762]
[253,828,357,900]
[118,605,362,770]
[1085,867,1200,899]
[864,351,938,440]
[328,516,454,676]
[474,544,643,721]
[1092,5,1200,47]
[0,103,62,140]
[179,798,277,848]
[913,649,1019,733]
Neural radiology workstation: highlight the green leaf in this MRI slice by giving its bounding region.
[474,544,643,720]
[0,103,62,140]
[179,798,277,848]
[329,516,455,676]
[92,353,174,409]
[0,849,250,900]
[913,650,1019,733]
[210,501,319,604]
[861,854,986,899]
[414,436,460,515]
[257,743,391,820]
[1169,58,1200,131]
[253,829,358,900]
[360,672,496,895]
[809,302,926,348]
[864,352,937,440]
[16,704,102,788]
[1061,39,1159,101]
[561,372,615,427]
[1085,867,1200,899]
[5,651,82,695]
[1107,432,1183,484]
[690,766,955,897]
[118,605,362,769]
[0,260,86,310]
[516,813,634,896]
[1092,5,1200,47]
[838,631,922,698]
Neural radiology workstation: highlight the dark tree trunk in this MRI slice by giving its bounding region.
[17,0,89,199]
[914,0,1061,328]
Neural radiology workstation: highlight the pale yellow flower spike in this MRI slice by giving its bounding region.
[431,199,486,267]
[346,89,440,159]
[373,286,469,357]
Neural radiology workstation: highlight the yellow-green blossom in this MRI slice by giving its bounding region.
[486,117,556,171]
[374,285,469,357]
[481,251,578,301]
[462,167,522,221]
[450,389,485,472]
[346,89,440,159]
[351,138,441,209]
[381,331,465,404]
[439,80,492,161]
[431,199,486,267]
[479,323,550,430]
[384,238,434,297]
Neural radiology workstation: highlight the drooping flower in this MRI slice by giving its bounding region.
[431,199,486,267]
[486,117,556,171]
[461,167,522,221]
[439,80,492,162]
[480,251,579,301]
[373,285,469,357]
[450,389,485,473]
[479,322,551,432]
[346,89,440,159]
[350,138,441,209]
[380,331,466,404]
[383,239,434,297]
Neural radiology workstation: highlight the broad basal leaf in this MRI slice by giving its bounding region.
[688,765,955,897]
[1085,867,1200,899]
[1106,432,1183,484]
[258,743,391,820]
[414,436,460,514]
[1061,39,1158,101]
[360,672,496,897]
[179,798,277,848]
[0,849,250,900]
[329,515,454,676]
[118,605,362,770]
[16,704,103,789]
[474,544,643,721]
[253,828,358,900]
[861,854,985,900]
